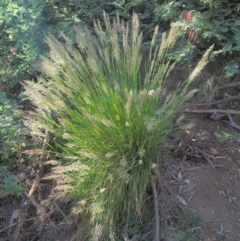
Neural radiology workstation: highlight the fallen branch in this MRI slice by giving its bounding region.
[223,114,240,131]
[0,223,17,233]
[8,209,15,235]
[163,182,187,206]
[54,201,67,219]
[184,108,240,115]
[0,190,11,199]
[182,95,240,108]
[12,196,30,241]
[195,147,215,169]
[206,219,240,226]
[217,81,240,89]
[12,129,48,240]
[151,175,160,241]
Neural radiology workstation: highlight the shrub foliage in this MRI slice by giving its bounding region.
[0,92,27,163]
[1,0,239,94]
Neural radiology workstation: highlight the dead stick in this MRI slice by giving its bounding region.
[13,198,30,241]
[8,209,15,235]
[223,114,240,130]
[54,201,67,219]
[151,175,160,241]
[182,95,240,108]
[206,220,240,226]
[13,129,47,240]
[218,82,240,89]
[196,147,215,169]
[0,223,17,233]
[184,109,240,115]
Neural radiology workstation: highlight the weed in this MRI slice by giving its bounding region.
[0,166,24,197]
[0,92,28,164]
[226,100,239,109]
[24,13,212,240]
[169,209,202,241]
[215,131,240,143]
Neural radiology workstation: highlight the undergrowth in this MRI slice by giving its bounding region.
[24,13,212,240]
[169,209,202,241]
[0,166,24,197]
[0,92,27,164]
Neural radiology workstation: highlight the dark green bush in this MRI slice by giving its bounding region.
[0,92,27,163]
[155,0,240,74]
[0,0,76,95]
[1,0,239,96]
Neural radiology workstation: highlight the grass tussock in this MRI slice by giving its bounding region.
[24,12,212,240]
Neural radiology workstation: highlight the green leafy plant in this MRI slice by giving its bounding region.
[0,0,77,94]
[169,209,202,241]
[155,0,240,71]
[2,0,240,96]
[0,0,46,93]
[0,92,27,163]
[0,166,24,197]
[215,131,240,143]
[24,13,212,240]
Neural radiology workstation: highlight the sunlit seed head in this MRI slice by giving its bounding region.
[124,173,131,184]
[144,117,157,131]
[83,96,91,105]
[140,89,147,98]
[125,121,130,127]
[102,118,113,127]
[120,158,127,167]
[126,90,133,115]
[91,202,103,216]
[66,143,75,148]
[63,132,71,139]
[92,223,103,239]
[80,151,98,160]
[138,148,146,158]
[98,105,105,113]
[79,199,87,206]
[65,155,79,161]
[87,114,97,123]
[139,159,143,165]
[152,163,157,169]
[105,152,115,160]
[148,90,155,96]
[100,188,106,193]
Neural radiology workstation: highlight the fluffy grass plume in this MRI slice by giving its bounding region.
[24,12,212,240]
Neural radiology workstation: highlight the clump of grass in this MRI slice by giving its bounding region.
[24,12,212,240]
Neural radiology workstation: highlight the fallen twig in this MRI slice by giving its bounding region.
[164,182,187,206]
[8,209,15,235]
[195,147,215,169]
[223,114,240,131]
[206,219,240,226]
[184,108,240,115]
[0,190,11,199]
[182,95,240,108]
[54,201,67,219]
[12,196,30,241]
[0,223,17,233]
[151,175,160,241]
[217,81,240,89]
[12,129,48,240]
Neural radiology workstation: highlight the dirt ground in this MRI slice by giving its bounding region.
[159,67,240,241]
[162,110,240,241]
[1,67,240,241]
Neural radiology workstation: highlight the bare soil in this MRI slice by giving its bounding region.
[161,110,240,241]
[159,67,240,241]
[1,67,240,241]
